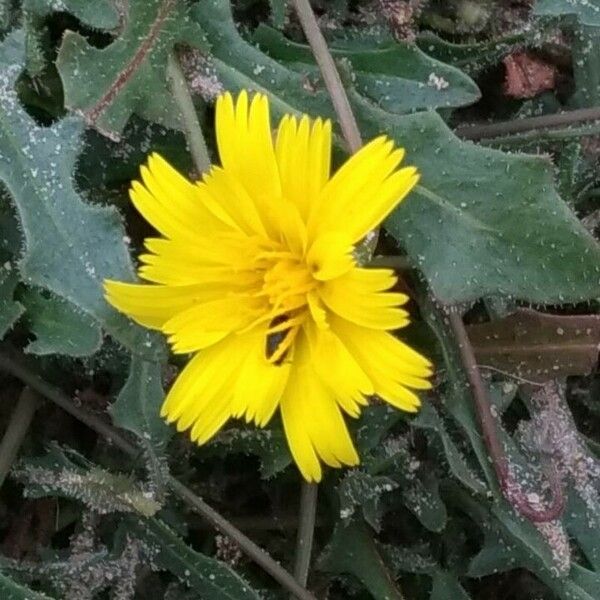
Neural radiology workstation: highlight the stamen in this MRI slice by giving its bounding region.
[266,314,306,334]
[267,324,299,364]
[239,305,292,333]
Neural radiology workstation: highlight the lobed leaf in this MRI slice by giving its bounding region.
[0,30,161,357]
[319,519,405,600]
[20,288,102,356]
[125,516,262,599]
[416,30,529,77]
[110,355,171,451]
[254,25,481,113]
[412,403,487,496]
[23,0,120,30]
[14,444,161,517]
[57,0,207,139]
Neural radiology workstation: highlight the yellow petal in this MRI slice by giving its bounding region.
[309,136,419,244]
[308,136,389,236]
[271,199,308,257]
[306,232,355,281]
[131,154,228,242]
[138,260,251,287]
[201,167,268,237]
[231,328,291,426]
[319,268,410,330]
[275,115,332,219]
[104,280,215,329]
[346,167,420,242]
[307,291,328,329]
[280,333,359,482]
[162,296,262,353]
[332,315,432,412]
[137,234,263,287]
[189,397,232,444]
[304,320,371,417]
[215,92,281,234]
[161,333,255,431]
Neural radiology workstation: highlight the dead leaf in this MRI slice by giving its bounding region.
[503,52,557,98]
[469,309,600,381]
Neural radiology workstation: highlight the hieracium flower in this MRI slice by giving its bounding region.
[104,90,432,482]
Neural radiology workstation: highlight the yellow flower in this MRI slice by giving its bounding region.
[104,90,432,482]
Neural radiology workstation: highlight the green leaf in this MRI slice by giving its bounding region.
[0,571,54,600]
[56,0,207,139]
[23,0,119,30]
[253,25,481,113]
[412,403,487,496]
[379,110,600,304]
[338,470,398,531]
[379,543,438,576]
[422,298,571,574]
[416,31,527,77]
[0,30,161,356]
[0,269,23,339]
[125,516,262,599]
[110,355,171,451]
[565,494,600,571]
[319,519,404,600]
[209,426,291,479]
[571,23,600,107]
[568,565,600,600]
[14,444,161,517]
[354,405,400,452]
[458,490,557,579]
[400,468,447,533]
[430,571,471,600]
[0,195,24,340]
[199,0,600,304]
[534,0,600,26]
[20,288,102,356]
[268,0,288,28]
[468,510,600,600]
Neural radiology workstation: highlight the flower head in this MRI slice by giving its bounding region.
[105,90,432,482]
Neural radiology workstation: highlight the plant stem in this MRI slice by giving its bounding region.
[291,482,318,596]
[446,310,508,482]
[0,387,39,489]
[0,351,136,455]
[167,51,211,175]
[170,479,316,600]
[85,0,177,129]
[0,348,317,600]
[291,0,362,152]
[475,122,600,148]
[455,105,600,141]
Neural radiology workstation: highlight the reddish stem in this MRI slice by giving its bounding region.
[447,310,565,522]
[84,0,177,126]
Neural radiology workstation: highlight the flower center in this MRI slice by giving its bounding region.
[262,258,315,311]
[249,245,318,365]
